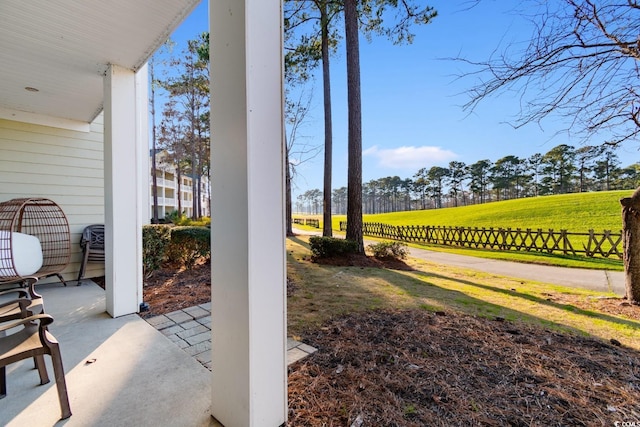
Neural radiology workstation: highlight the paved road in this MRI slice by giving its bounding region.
[292,228,626,296]
[407,246,625,296]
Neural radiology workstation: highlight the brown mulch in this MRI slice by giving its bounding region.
[140,258,212,318]
[288,309,640,426]
[543,292,640,321]
[139,258,298,318]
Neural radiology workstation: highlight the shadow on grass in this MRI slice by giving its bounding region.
[286,236,639,346]
[410,269,640,331]
[289,235,312,249]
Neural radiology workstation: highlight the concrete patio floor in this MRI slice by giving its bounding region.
[0,281,218,426]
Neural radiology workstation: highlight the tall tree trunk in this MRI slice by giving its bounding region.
[344,0,364,253]
[206,173,212,217]
[151,144,159,223]
[177,166,183,215]
[150,61,159,224]
[285,142,293,236]
[621,191,640,304]
[191,149,198,219]
[196,176,202,218]
[321,1,333,238]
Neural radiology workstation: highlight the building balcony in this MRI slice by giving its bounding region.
[150,196,178,207]
[151,178,176,189]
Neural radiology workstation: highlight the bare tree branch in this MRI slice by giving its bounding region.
[456,1,640,145]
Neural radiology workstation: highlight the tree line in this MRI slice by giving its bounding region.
[296,143,639,215]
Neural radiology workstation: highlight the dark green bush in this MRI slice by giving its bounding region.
[142,224,172,277]
[166,226,211,268]
[164,210,188,225]
[309,236,358,258]
[367,241,409,260]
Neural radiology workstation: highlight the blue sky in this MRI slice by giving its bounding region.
[168,0,637,198]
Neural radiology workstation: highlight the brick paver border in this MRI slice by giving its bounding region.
[145,304,316,370]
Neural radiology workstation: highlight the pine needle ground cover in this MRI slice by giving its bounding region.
[289,310,640,426]
[286,235,640,426]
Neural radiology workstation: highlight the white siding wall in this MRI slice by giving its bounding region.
[0,116,105,282]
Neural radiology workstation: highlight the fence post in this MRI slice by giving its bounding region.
[489,227,495,249]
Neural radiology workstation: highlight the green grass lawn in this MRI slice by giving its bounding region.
[294,190,630,270]
[362,190,631,231]
[312,190,629,230]
[287,235,640,350]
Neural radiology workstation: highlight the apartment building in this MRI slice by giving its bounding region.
[149,150,210,219]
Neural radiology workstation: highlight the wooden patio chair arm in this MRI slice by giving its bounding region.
[0,276,38,286]
[0,288,29,299]
[22,277,42,299]
[0,313,53,333]
[0,276,40,299]
[0,298,30,321]
[0,297,29,311]
[0,297,42,320]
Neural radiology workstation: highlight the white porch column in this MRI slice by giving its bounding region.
[103,64,145,317]
[210,0,287,426]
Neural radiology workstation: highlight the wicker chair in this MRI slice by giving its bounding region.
[0,198,71,286]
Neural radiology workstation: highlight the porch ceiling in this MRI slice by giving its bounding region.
[0,0,200,124]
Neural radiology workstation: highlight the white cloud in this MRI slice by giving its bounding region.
[364,145,458,169]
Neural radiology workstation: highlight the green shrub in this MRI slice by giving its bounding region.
[165,210,189,225]
[164,211,211,227]
[166,226,211,268]
[309,236,358,258]
[188,217,211,227]
[367,241,408,260]
[142,224,172,277]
